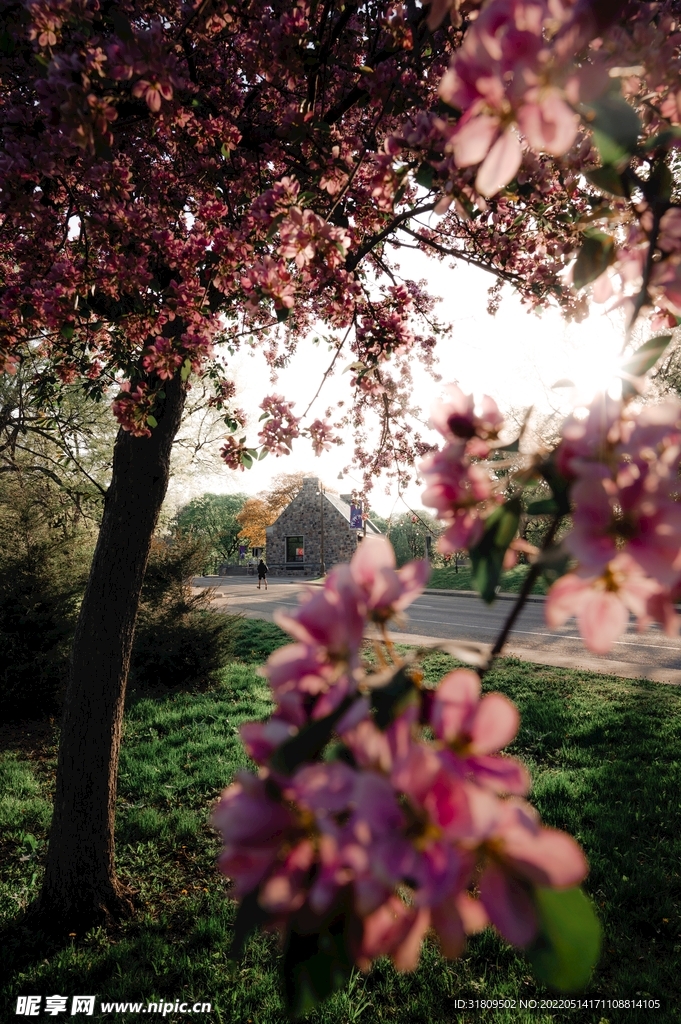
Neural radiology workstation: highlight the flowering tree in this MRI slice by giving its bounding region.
[2,0,681,950]
[207,0,681,1008]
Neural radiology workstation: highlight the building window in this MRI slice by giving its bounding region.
[286,536,304,562]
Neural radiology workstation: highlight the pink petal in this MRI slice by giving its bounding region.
[545,573,590,629]
[451,114,500,168]
[351,534,396,589]
[391,907,431,972]
[470,692,520,754]
[503,827,589,888]
[431,669,480,742]
[479,862,538,947]
[475,129,522,197]
[431,898,466,958]
[517,93,579,157]
[466,753,530,795]
[578,590,628,654]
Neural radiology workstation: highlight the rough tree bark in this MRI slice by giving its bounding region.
[34,372,186,933]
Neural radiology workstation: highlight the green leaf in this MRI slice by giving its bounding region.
[621,334,673,378]
[258,447,268,460]
[220,142,232,158]
[180,358,192,382]
[587,95,641,167]
[527,498,559,515]
[269,696,355,776]
[415,163,435,190]
[539,459,572,516]
[229,889,270,959]
[283,917,354,1016]
[60,324,75,341]
[240,452,253,468]
[370,666,419,729]
[572,231,615,290]
[276,305,291,322]
[648,162,673,203]
[527,887,602,992]
[469,498,521,604]
[146,415,158,429]
[585,165,627,197]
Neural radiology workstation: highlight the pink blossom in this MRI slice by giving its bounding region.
[430,669,530,795]
[211,772,296,898]
[274,565,366,665]
[132,78,173,112]
[545,553,679,655]
[430,384,503,451]
[478,799,588,947]
[258,394,300,456]
[350,535,429,624]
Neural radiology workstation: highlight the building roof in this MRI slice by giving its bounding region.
[323,489,382,534]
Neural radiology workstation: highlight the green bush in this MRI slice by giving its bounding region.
[129,534,239,691]
[0,536,89,719]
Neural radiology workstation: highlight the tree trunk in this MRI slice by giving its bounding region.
[35,373,186,934]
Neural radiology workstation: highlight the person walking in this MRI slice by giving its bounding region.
[257,558,269,590]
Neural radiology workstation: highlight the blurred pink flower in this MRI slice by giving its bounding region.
[350,535,429,624]
[545,553,679,654]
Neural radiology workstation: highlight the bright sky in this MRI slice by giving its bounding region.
[170,247,626,518]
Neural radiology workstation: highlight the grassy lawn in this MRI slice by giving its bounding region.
[428,564,549,595]
[1,620,680,1024]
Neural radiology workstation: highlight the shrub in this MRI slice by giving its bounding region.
[0,536,90,719]
[129,534,239,691]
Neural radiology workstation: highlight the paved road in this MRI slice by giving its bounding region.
[194,577,681,684]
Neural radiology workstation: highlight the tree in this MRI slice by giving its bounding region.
[236,471,306,548]
[175,492,248,571]
[386,509,441,565]
[2,0,681,937]
[235,497,271,550]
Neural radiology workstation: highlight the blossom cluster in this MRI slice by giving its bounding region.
[547,394,681,653]
[420,384,504,552]
[212,537,587,976]
[257,394,301,456]
[438,0,581,197]
[111,380,157,438]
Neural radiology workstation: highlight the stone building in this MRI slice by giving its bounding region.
[265,476,381,575]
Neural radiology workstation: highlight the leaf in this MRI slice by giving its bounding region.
[269,696,355,775]
[180,358,192,382]
[621,334,672,378]
[370,666,419,729]
[584,165,627,197]
[258,447,268,460]
[60,324,75,341]
[527,498,559,515]
[240,452,253,468]
[146,414,158,428]
[469,499,521,604]
[527,887,602,992]
[111,11,135,41]
[283,916,355,1016]
[276,305,291,322]
[538,460,572,517]
[229,889,270,959]
[551,378,575,389]
[415,163,435,190]
[572,231,615,290]
[587,95,641,167]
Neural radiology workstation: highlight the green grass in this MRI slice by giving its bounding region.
[1,643,680,1024]
[428,564,548,595]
